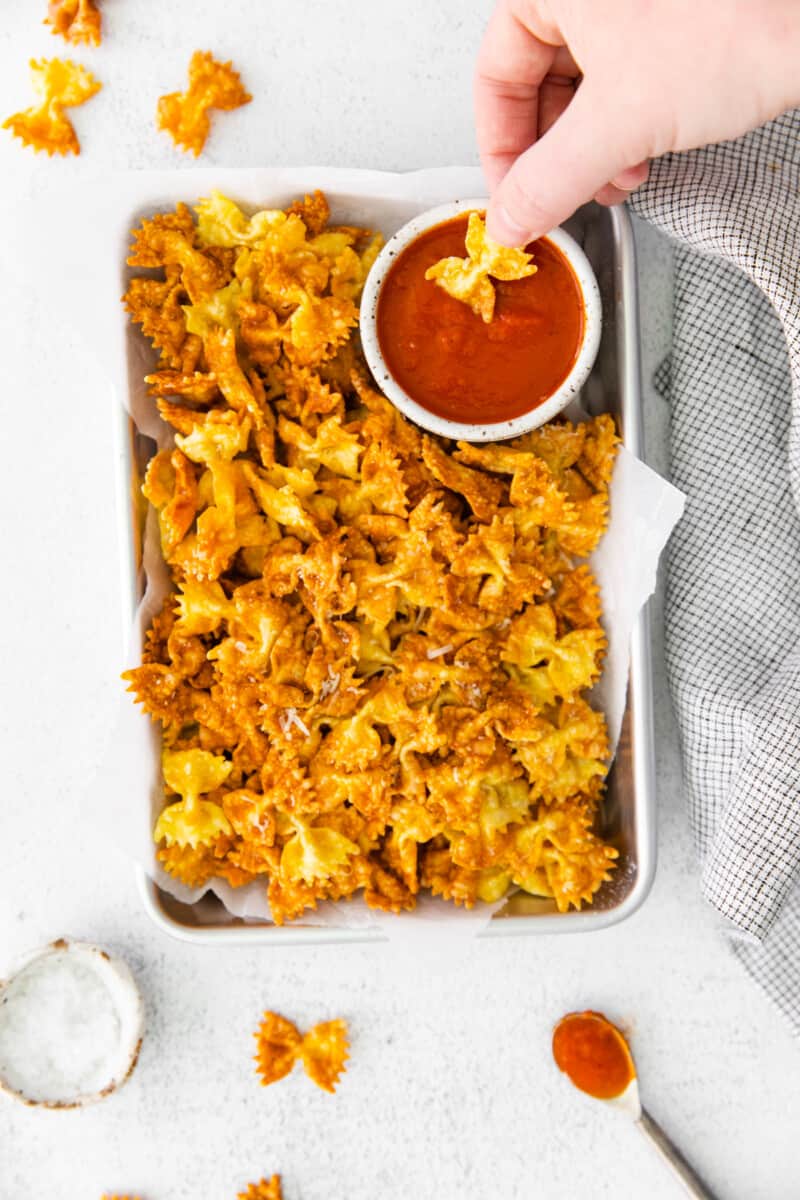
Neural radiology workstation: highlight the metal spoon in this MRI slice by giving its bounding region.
[607,1076,719,1199]
[553,1012,719,1200]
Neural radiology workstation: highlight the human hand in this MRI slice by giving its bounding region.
[476,0,800,245]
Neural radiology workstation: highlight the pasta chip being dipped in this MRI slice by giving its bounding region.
[424,211,536,322]
[253,1011,349,1093]
[122,189,621,924]
[45,0,102,46]
[157,51,251,156]
[3,58,101,155]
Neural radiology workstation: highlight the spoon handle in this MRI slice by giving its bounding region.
[636,1107,719,1200]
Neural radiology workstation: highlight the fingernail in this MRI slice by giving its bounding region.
[487,205,532,248]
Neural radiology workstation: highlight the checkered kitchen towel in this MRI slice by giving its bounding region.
[628,109,800,1032]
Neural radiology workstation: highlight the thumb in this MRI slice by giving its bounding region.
[486,84,639,245]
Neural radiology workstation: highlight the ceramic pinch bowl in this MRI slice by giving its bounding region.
[360,198,602,443]
[0,938,144,1109]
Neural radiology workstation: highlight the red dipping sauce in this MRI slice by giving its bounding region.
[376,213,585,426]
[552,1010,635,1100]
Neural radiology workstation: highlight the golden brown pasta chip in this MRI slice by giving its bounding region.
[157,51,251,156]
[45,0,102,46]
[3,58,101,156]
[238,1178,283,1200]
[253,1011,349,1093]
[253,1011,303,1086]
[425,211,536,322]
[300,1018,349,1094]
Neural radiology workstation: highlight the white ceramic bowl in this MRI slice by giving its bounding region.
[360,198,602,443]
[0,938,144,1108]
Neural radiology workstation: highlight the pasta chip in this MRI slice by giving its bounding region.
[3,58,101,156]
[45,0,101,46]
[425,211,536,322]
[253,1011,302,1085]
[154,749,233,849]
[124,191,621,923]
[157,51,251,157]
[286,190,330,237]
[253,1011,349,1093]
[238,1178,283,1200]
[300,1018,349,1094]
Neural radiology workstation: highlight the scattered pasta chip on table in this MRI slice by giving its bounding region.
[424,211,537,322]
[101,1183,283,1200]
[238,1179,283,1200]
[3,58,101,155]
[122,188,620,923]
[157,51,251,156]
[45,0,102,46]
[254,1011,349,1093]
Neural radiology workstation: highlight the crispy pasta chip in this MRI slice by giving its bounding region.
[253,1011,348,1093]
[157,51,251,157]
[3,58,100,156]
[253,1011,302,1085]
[45,0,102,46]
[125,190,621,924]
[286,190,330,237]
[300,1018,349,1093]
[238,1178,283,1200]
[425,211,536,322]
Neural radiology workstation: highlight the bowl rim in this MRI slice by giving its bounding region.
[360,197,602,443]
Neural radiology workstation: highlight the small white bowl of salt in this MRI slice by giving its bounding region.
[0,938,144,1108]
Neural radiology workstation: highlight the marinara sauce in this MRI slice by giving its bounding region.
[376,213,584,425]
[552,1010,635,1100]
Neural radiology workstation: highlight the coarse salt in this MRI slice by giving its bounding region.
[0,942,143,1107]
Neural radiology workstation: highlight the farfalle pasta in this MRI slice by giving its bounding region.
[2,58,101,155]
[238,1180,283,1200]
[45,0,102,46]
[253,1010,349,1093]
[425,211,537,322]
[157,51,251,156]
[123,189,620,922]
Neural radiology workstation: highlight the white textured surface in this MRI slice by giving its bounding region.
[0,4,799,1198]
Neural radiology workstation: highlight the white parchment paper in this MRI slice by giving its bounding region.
[8,167,685,934]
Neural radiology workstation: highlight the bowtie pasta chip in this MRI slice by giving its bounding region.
[424,211,537,322]
[45,0,101,46]
[254,1011,348,1093]
[238,1178,283,1200]
[3,58,101,155]
[157,51,251,157]
[122,189,621,922]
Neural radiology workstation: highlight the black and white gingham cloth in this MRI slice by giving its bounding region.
[628,110,800,1032]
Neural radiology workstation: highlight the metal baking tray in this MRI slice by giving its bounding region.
[118,185,654,943]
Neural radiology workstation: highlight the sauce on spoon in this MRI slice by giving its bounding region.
[552,1010,635,1100]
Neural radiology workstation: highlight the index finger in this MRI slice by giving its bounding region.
[474,0,558,191]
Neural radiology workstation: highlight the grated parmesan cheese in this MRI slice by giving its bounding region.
[279,707,311,737]
[426,643,453,660]
[319,666,341,700]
